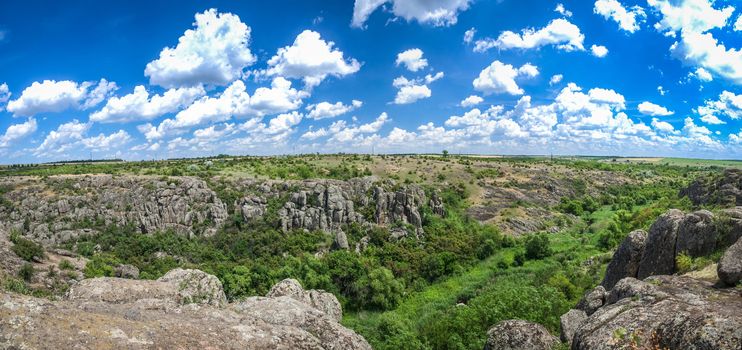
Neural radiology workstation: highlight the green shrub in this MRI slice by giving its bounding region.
[18,263,35,281]
[675,253,693,274]
[525,233,552,260]
[10,236,45,262]
[58,259,75,270]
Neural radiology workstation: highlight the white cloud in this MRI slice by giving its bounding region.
[265,30,360,88]
[145,9,256,88]
[81,130,132,150]
[731,130,742,144]
[693,67,713,82]
[0,83,10,109]
[392,72,443,104]
[651,117,677,134]
[352,0,472,28]
[700,114,725,125]
[657,86,667,96]
[638,101,674,116]
[306,100,362,119]
[588,88,626,109]
[396,48,428,72]
[301,127,329,140]
[34,120,90,155]
[591,44,609,57]
[594,0,645,33]
[329,112,390,142]
[555,3,573,17]
[460,95,483,107]
[647,0,741,84]
[648,0,733,35]
[696,91,742,122]
[7,79,113,117]
[463,28,476,44]
[90,85,205,123]
[473,61,539,95]
[473,19,585,53]
[264,111,303,134]
[145,78,307,140]
[549,74,564,85]
[0,118,37,148]
[736,15,742,31]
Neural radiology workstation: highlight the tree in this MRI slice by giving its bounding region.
[442,150,449,157]
[356,267,405,310]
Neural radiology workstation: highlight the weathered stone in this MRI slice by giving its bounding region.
[572,275,742,350]
[334,230,349,250]
[483,319,558,350]
[1,269,370,349]
[576,285,606,316]
[718,235,742,286]
[156,268,227,306]
[267,278,343,322]
[637,209,684,279]
[560,309,587,346]
[681,168,742,206]
[676,210,717,258]
[601,230,647,290]
[113,264,139,279]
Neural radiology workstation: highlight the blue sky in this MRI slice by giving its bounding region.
[0,0,740,163]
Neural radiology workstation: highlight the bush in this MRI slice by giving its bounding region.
[83,254,120,278]
[525,233,552,260]
[11,236,45,262]
[58,259,75,271]
[675,253,693,274]
[18,263,35,281]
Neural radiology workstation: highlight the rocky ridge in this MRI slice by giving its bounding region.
[0,268,371,349]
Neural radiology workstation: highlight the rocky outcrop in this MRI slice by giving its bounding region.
[560,309,587,346]
[681,168,742,206]
[483,319,558,350]
[267,278,343,322]
[156,268,227,306]
[0,269,370,349]
[718,235,742,286]
[575,285,606,316]
[114,264,139,279]
[570,275,742,350]
[676,210,717,258]
[601,230,646,290]
[637,209,684,279]
[0,175,228,244]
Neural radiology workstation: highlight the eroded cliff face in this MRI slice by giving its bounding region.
[681,168,742,206]
[0,269,371,350]
[0,175,443,246]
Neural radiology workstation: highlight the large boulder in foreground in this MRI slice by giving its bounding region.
[637,209,684,279]
[676,210,717,258]
[483,319,558,350]
[2,269,371,349]
[560,309,587,346]
[718,235,742,286]
[267,278,343,321]
[571,275,742,350]
[601,230,647,290]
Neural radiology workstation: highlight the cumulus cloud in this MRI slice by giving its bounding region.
[90,85,205,123]
[396,48,428,72]
[638,101,674,116]
[651,117,677,134]
[265,30,360,88]
[736,15,742,31]
[0,83,10,109]
[392,72,444,104]
[145,9,256,88]
[144,78,307,140]
[463,28,476,44]
[460,95,483,107]
[693,67,713,82]
[473,61,539,96]
[329,112,390,142]
[696,91,742,122]
[0,118,37,148]
[594,0,645,33]
[306,100,362,120]
[32,120,127,156]
[473,19,585,53]
[352,0,472,28]
[7,79,115,117]
[648,0,741,84]
[591,44,609,57]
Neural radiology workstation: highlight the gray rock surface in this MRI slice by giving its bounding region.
[483,319,558,350]
[576,285,606,316]
[676,210,717,258]
[601,230,647,289]
[114,264,139,279]
[156,268,227,307]
[572,275,742,350]
[1,269,370,349]
[681,168,742,206]
[267,279,343,321]
[718,235,742,286]
[560,309,587,346]
[637,209,684,279]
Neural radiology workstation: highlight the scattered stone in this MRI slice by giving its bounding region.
[113,264,139,279]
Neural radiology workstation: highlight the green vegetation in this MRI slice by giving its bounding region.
[9,231,45,262]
